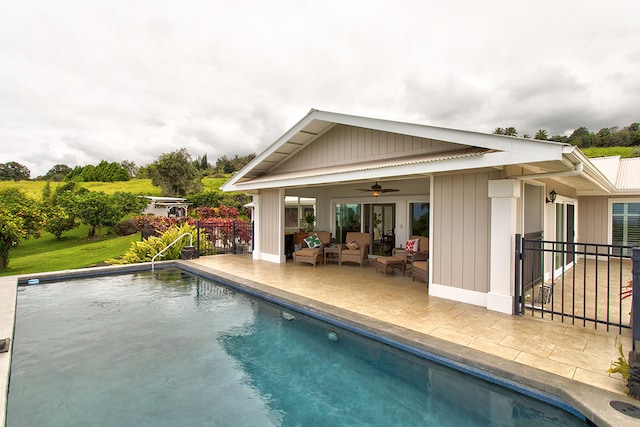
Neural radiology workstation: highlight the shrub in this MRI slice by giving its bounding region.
[108,222,203,264]
[113,218,139,236]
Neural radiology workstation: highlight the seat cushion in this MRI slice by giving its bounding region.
[376,256,404,267]
[412,261,428,272]
[296,248,320,256]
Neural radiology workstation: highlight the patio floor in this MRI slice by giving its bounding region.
[186,254,632,395]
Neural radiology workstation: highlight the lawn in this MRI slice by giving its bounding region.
[0,175,234,276]
[0,176,231,199]
[581,146,638,159]
[0,225,139,277]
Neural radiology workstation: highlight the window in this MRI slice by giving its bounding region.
[285,196,316,229]
[612,201,640,255]
[410,202,429,237]
[335,204,361,243]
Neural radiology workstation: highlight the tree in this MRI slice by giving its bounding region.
[120,160,139,178]
[0,189,45,270]
[149,148,203,196]
[42,164,72,181]
[504,127,518,136]
[534,129,548,140]
[568,126,591,147]
[194,154,210,170]
[0,162,30,181]
[112,192,147,215]
[44,205,77,239]
[64,161,129,182]
[492,127,517,136]
[75,192,123,238]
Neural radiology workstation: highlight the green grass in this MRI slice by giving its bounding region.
[581,146,638,159]
[0,176,232,199]
[0,225,139,276]
[0,179,162,200]
[202,176,230,191]
[0,175,234,276]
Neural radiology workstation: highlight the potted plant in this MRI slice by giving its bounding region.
[302,211,316,232]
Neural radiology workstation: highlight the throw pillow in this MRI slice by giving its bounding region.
[346,240,359,250]
[304,233,322,249]
[405,239,419,253]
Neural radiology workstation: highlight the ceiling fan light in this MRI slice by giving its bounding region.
[371,190,381,197]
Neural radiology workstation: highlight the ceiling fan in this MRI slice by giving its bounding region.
[356,182,399,197]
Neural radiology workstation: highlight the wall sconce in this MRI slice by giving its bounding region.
[546,189,557,204]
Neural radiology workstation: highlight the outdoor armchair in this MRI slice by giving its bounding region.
[412,260,429,286]
[392,235,429,274]
[339,232,371,267]
[293,231,332,267]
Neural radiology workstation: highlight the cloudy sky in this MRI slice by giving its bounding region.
[1,0,639,177]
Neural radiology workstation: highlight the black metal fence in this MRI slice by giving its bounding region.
[195,220,253,256]
[515,234,635,333]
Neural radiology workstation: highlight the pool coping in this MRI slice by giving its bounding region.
[2,261,639,426]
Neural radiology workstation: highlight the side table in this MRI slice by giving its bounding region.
[324,246,340,264]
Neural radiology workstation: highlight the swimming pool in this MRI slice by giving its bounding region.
[7,269,588,426]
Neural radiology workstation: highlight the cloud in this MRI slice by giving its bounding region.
[0,0,639,176]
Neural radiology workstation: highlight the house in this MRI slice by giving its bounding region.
[141,196,191,218]
[222,109,640,314]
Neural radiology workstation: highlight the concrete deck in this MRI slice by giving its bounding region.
[2,255,639,426]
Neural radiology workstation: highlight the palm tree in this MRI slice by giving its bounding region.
[534,129,548,140]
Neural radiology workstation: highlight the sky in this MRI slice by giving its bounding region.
[1,0,639,177]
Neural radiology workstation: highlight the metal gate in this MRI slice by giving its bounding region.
[515,234,633,333]
[196,220,254,256]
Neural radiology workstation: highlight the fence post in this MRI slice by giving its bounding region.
[629,247,640,398]
[196,221,201,255]
[633,247,640,351]
[232,220,237,254]
[514,234,522,315]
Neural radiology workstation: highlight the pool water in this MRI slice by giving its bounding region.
[7,270,587,426]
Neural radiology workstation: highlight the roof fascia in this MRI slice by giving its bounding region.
[563,146,617,193]
[221,109,320,191]
[225,151,520,191]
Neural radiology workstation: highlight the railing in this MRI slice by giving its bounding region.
[196,220,253,256]
[151,232,193,272]
[515,234,634,333]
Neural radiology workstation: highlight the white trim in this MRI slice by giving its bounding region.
[429,283,487,307]
[258,252,282,263]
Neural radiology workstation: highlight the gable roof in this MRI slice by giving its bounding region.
[222,109,631,195]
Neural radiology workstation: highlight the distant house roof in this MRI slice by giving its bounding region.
[590,156,640,192]
[141,196,187,202]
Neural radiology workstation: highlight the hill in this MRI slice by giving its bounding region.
[0,177,230,200]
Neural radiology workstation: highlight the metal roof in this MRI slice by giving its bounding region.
[590,156,640,191]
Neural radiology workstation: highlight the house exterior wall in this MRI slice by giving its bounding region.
[257,188,284,262]
[578,195,609,245]
[276,124,462,173]
[578,194,638,245]
[432,171,499,294]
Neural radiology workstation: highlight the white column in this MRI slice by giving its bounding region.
[487,179,520,314]
[251,194,261,260]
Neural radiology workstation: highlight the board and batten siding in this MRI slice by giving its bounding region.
[276,124,463,174]
[432,171,498,293]
[578,195,639,245]
[259,188,283,257]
